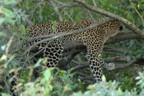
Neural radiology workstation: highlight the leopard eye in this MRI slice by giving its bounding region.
[119,25,123,31]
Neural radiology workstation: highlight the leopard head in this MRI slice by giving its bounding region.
[98,19,123,42]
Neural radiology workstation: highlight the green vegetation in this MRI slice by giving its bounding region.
[0,0,144,96]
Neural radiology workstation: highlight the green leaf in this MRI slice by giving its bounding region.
[0,31,5,37]
[1,93,11,96]
[19,24,26,34]
[0,18,4,25]
[2,0,16,5]
[44,69,52,80]
[52,21,57,32]
[3,8,14,16]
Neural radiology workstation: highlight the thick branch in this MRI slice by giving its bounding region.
[70,56,136,72]
[106,32,142,44]
[24,31,142,57]
[74,0,144,38]
[62,32,143,52]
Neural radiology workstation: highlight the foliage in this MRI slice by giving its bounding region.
[3,68,144,96]
[0,0,26,95]
[0,0,144,96]
[18,68,78,96]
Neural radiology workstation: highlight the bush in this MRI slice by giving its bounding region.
[3,68,143,96]
[1,0,144,96]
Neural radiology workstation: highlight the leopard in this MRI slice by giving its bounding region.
[27,17,123,82]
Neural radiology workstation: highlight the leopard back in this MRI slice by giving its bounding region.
[27,18,122,82]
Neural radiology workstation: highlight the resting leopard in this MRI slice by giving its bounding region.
[27,17,123,82]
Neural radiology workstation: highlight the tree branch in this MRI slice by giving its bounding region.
[50,0,63,21]
[70,56,136,72]
[23,18,113,55]
[106,32,142,44]
[23,31,142,58]
[74,0,144,38]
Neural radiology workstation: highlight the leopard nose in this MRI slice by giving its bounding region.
[119,25,123,31]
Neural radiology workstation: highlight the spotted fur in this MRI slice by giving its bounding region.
[27,18,122,82]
